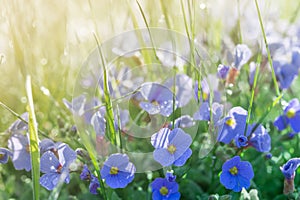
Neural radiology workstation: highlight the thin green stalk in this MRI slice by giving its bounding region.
[0,101,49,138]
[237,0,243,43]
[254,0,280,96]
[116,105,123,153]
[136,0,158,59]
[244,54,261,135]
[25,76,40,200]
[93,33,117,146]
[159,0,172,29]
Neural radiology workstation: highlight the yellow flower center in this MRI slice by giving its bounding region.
[229,166,238,175]
[151,100,159,106]
[159,186,169,196]
[0,153,4,159]
[287,108,296,118]
[167,144,176,154]
[110,166,119,175]
[225,118,235,127]
[202,92,209,101]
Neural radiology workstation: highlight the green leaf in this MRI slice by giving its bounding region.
[26,75,40,200]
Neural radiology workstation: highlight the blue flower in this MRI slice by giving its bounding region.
[280,158,300,180]
[233,44,252,69]
[193,102,223,124]
[217,107,247,144]
[281,158,300,194]
[234,135,248,148]
[7,112,28,134]
[0,148,12,164]
[168,115,195,129]
[274,98,300,132]
[40,143,77,190]
[165,171,176,182]
[220,156,254,192]
[217,64,230,79]
[100,153,136,189]
[8,134,31,171]
[249,62,257,86]
[89,176,100,195]
[80,165,100,195]
[151,177,180,200]
[80,164,92,180]
[164,74,193,107]
[151,128,192,167]
[273,61,298,89]
[194,76,221,103]
[247,124,271,152]
[139,82,178,117]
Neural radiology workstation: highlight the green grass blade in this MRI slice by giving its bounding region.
[25,76,40,200]
[93,33,117,146]
[254,0,280,97]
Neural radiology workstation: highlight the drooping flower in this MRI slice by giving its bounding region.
[8,133,31,171]
[89,176,100,195]
[40,143,77,190]
[0,148,12,164]
[151,177,180,200]
[7,112,28,134]
[151,128,192,167]
[280,158,300,194]
[168,115,195,129]
[247,124,271,152]
[165,171,176,182]
[234,135,248,148]
[194,75,220,103]
[274,98,300,132]
[217,64,230,80]
[233,44,252,69]
[139,82,177,117]
[273,61,299,89]
[193,102,223,124]
[249,62,257,86]
[220,156,254,192]
[164,74,193,107]
[80,165,100,195]
[217,107,247,144]
[100,153,136,189]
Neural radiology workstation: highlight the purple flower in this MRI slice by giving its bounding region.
[194,76,220,103]
[168,115,195,129]
[151,177,180,200]
[249,62,257,86]
[165,171,176,182]
[193,102,223,124]
[280,158,300,194]
[40,143,77,190]
[235,135,248,148]
[274,98,300,132]
[217,64,230,79]
[7,112,28,133]
[233,44,252,69]
[80,164,92,181]
[217,107,247,144]
[8,134,31,171]
[0,148,12,164]
[139,82,177,117]
[80,165,100,195]
[89,176,100,195]
[281,158,300,180]
[164,74,193,107]
[63,95,86,116]
[220,156,254,192]
[273,61,298,89]
[151,128,192,167]
[100,153,135,189]
[247,124,271,152]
